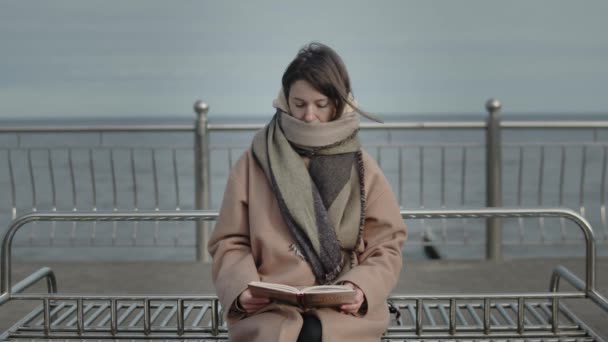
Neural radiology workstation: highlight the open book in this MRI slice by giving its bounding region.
[248,281,356,308]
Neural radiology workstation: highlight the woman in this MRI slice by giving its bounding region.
[208,42,407,342]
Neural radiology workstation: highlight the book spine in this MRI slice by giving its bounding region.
[296,293,305,307]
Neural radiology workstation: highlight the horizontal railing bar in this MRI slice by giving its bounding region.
[16,327,223,334]
[504,142,608,147]
[502,121,608,128]
[0,146,192,151]
[0,125,195,133]
[10,332,224,339]
[11,322,586,333]
[502,240,591,246]
[209,142,486,150]
[208,122,487,130]
[385,324,583,332]
[0,136,608,151]
[10,294,219,300]
[5,210,219,222]
[5,141,607,151]
[18,239,584,248]
[9,329,587,340]
[10,238,602,248]
[8,292,584,302]
[17,322,586,332]
[204,121,608,130]
[381,332,588,339]
[10,238,597,246]
[11,241,198,247]
[4,208,591,222]
[387,292,584,300]
[3,120,608,133]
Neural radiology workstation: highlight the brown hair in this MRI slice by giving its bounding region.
[282,42,359,120]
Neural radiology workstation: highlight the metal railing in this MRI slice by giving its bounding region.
[0,209,606,341]
[1,99,607,261]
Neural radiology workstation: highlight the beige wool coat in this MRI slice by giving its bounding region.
[208,148,407,342]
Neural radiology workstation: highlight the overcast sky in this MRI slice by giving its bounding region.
[1,0,607,120]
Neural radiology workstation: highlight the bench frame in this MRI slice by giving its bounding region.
[1,208,607,341]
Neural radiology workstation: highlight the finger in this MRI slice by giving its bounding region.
[245,307,259,314]
[340,304,361,313]
[243,300,269,307]
[241,295,269,304]
[242,305,261,312]
[248,297,270,303]
[239,290,252,302]
[244,304,267,313]
[244,301,270,308]
[243,301,268,309]
[340,308,357,314]
[344,301,362,309]
[346,297,363,306]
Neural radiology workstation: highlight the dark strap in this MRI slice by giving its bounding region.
[297,314,322,342]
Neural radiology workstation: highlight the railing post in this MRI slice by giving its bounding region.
[485,98,503,261]
[194,100,210,262]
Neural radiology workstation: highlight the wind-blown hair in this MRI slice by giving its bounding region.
[282,42,357,120]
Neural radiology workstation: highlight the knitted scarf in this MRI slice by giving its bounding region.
[252,108,365,284]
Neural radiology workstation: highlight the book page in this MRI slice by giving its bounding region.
[301,285,354,294]
[248,281,356,307]
[248,281,299,294]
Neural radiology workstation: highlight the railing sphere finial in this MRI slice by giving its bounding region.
[485,98,501,113]
[193,100,209,115]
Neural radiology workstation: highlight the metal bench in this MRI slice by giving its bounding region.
[1,209,607,341]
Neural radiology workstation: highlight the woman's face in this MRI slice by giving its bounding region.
[288,80,336,123]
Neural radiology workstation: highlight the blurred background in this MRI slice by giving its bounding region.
[1,0,607,120]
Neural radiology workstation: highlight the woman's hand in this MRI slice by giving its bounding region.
[237,289,270,314]
[339,282,366,314]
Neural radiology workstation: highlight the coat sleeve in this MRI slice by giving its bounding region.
[334,158,407,313]
[207,152,260,317]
